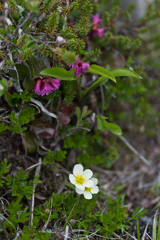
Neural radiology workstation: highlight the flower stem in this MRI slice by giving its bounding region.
[63,202,77,229]
[76,75,83,105]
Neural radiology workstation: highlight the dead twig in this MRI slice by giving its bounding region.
[118,135,150,165]
[30,98,57,118]
[0,216,10,240]
[30,158,42,226]
[64,225,69,240]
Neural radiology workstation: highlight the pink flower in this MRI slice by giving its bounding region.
[92,14,102,25]
[92,25,105,37]
[71,60,90,77]
[90,13,105,37]
[33,77,60,96]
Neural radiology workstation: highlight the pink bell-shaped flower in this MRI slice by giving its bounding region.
[33,77,60,96]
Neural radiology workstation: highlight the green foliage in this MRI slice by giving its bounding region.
[61,26,78,39]
[127,206,147,222]
[1,0,159,238]
[0,159,12,187]
[45,11,59,34]
[39,0,55,12]
[5,168,41,199]
[21,226,51,240]
[40,67,76,80]
[0,78,8,96]
[19,48,35,61]
[99,195,129,236]
[88,64,116,82]
[110,68,142,78]
[76,106,92,127]
[0,50,6,59]
[75,17,90,36]
[8,106,35,133]
[0,122,8,134]
[64,132,88,150]
[43,150,67,165]
[83,48,101,62]
[13,90,35,103]
[67,38,86,50]
[97,115,122,135]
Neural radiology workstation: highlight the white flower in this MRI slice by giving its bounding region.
[69,164,94,190]
[56,36,66,44]
[75,178,99,199]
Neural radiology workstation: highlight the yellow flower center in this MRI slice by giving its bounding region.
[75,174,85,185]
[85,187,92,192]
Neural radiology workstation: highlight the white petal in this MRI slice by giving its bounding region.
[69,174,76,185]
[84,191,92,199]
[85,180,94,188]
[91,178,98,185]
[73,164,83,175]
[91,186,99,194]
[75,188,84,194]
[83,169,93,179]
[75,183,85,190]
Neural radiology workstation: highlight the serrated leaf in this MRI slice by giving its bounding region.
[40,67,76,80]
[110,68,142,79]
[88,65,116,82]
[97,115,122,135]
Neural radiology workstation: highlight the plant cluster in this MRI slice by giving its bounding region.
[1,0,160,239]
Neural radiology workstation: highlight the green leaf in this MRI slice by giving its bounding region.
[97,115,122,135]
[0,79,8,97]
[4,91,15,107]
[0,123,8,134]
[40,67,76,80]
[76,107,81,120]
[43,150,67,165]
[110,68,142,79]
[81,106,92,118]
[0,28,5,36]
[87,65,116,82]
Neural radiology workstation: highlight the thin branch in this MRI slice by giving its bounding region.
[30,98,57,118]
[64,225,69,240]
[11,12,33,37]
[0,216,10,240]
[118,135,150,165]
[100,85,104,115]
[30,158,42,226]
[123,231,138,240]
